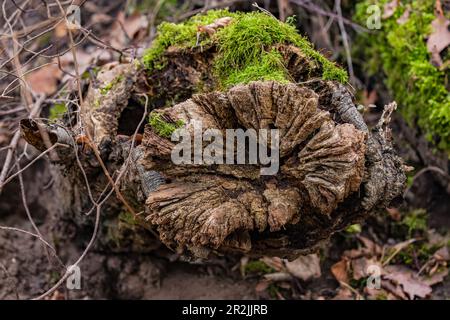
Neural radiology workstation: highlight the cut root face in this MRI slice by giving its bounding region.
[140,81,400,258]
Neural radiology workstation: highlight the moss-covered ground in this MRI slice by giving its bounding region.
[354,0,450,152]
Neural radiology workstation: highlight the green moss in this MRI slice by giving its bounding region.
[133,58,142,70]
[81,66,100,80]
[406,170,416,187]
[213,11,347,86]
[223,48,290,87]
[345,223,362,234]
[401,209,428,237]
[49,102,67,120]
[94,98,101,109]
[143,10,348,88]
[38,31,52,47]
[354,0,450,152]
[49,271,61,285]
[285,15,297,26]
[393,241,443,266]
[375,292,388,300]
[245,260,274,274]
[142,9,233,71]
[118,211,138,226]
[99,82,113,95]
[267,283,281,299]
[99,75,124,95]
[349,277,368,290]
[148,112,184,138]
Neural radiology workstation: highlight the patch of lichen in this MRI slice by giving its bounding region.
[354,0,450,152]
[142,10,348,88]
[148,112,184,138]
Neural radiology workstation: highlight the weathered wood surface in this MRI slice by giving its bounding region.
[20,48,406,259]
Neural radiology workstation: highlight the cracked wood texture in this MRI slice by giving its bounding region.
[20,46,406,260]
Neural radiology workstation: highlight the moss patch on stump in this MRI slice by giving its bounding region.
[142,10,348,88]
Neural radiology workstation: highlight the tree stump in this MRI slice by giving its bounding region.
[20,11,407,260]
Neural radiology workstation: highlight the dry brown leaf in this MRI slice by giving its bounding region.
[90,13,113,25]
[382,0,399,19]
[255,280,270,293]
[277,282,292,290]
[384,265,432,299]
[352,257,381,280]
[364,287,393,300]
[358,235,383,256]
[61,50,90,69]
[331,259,349,284]
[263,272,292,282]
[363,89,378,106]
[275,290,286,300]
[260,256,284,272]
[381,279,408,300]
[59,48,112,79]
[122,13,148,40]
[198,17,233,35]
[421,268,448,286]
[387,274,432,299]
[54,20,68,38]
[285,254,321,281]
[343,248,367,259]
[433,246,450,261]
[277,0,293,22]
[83,1,100,13]
[343,236,380,259]
[26,63,62,95]
[351,258,367,281]
[48,290,65,300]
[427,229,450,246]
[427,16,450,67]
[108,12,148,48]
[332,287,354,300]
